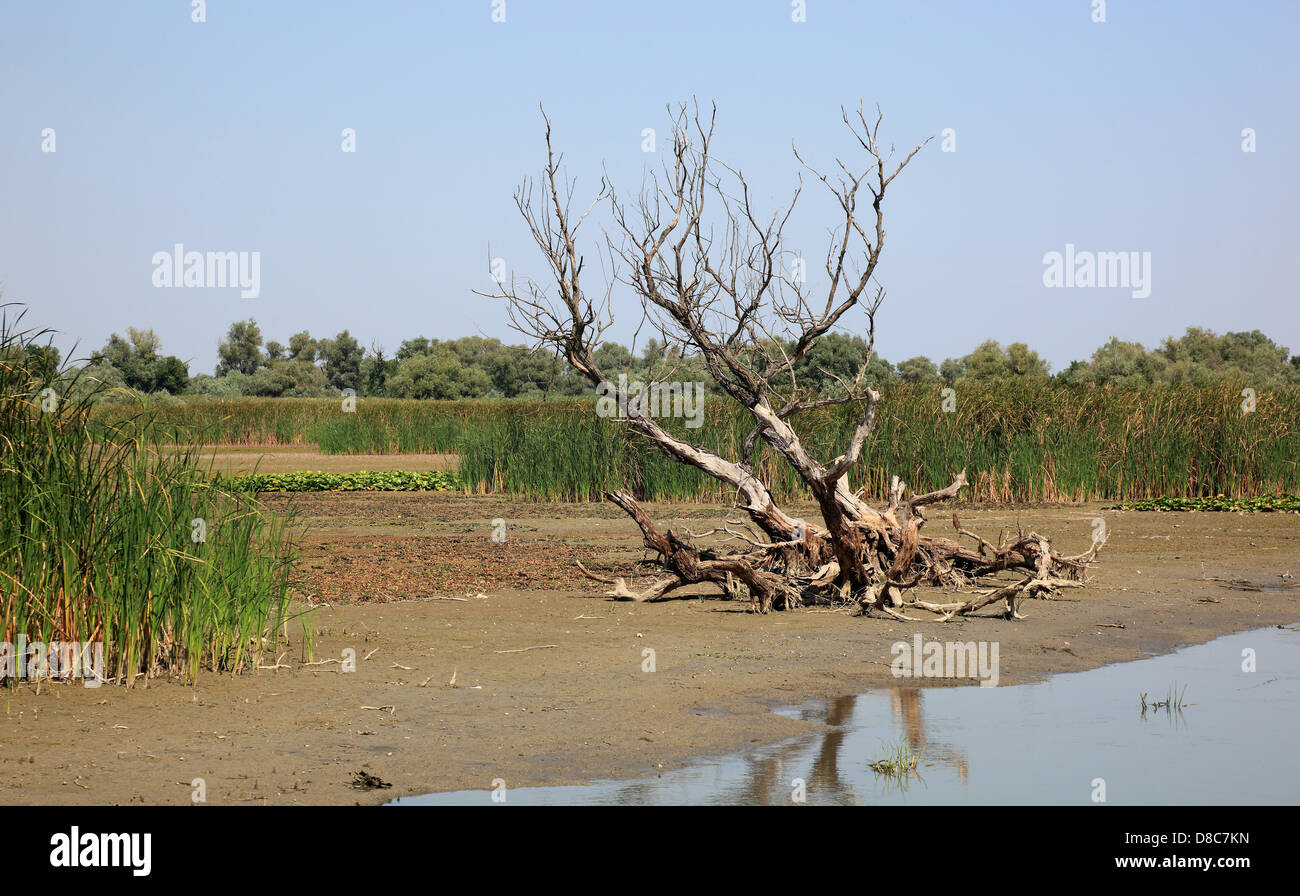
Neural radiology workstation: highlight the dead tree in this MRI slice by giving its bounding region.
[478,101,1104,620]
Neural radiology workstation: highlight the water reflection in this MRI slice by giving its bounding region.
[392,625,1300,806]
[891,689,968,784]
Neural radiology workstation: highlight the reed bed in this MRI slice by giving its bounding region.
[2,308,303,686]
[91,384,1300,504]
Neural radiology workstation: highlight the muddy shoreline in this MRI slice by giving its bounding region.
[2,497,1296,805]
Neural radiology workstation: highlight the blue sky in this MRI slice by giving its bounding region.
[2,0,1296,375]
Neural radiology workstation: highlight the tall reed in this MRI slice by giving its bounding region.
[90,384,1300,503]
[2,306,304,686]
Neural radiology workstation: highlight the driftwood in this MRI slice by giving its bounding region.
[478,100,1105,620]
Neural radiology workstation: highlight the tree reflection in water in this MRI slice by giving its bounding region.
[609,688,970,805]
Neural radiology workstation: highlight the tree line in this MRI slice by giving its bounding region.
[63,319,1300,401]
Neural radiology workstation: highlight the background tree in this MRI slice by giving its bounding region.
[23,343,61,385]
[396,336,433,360]
[793,332,896,392]
[387,348,491,399]
[1049,328,1299,389]
[1158,328,1295,387]
[216,319,264,376]
[361,344,399,396]
[1088,338,1167,387]
[152,355,190,394]
[486,344,537,396]
[896,355,939,384]
[90,327,189,393]
[244,358,332,397]
[191,371,251,396]
[1053,359,1096,387]
[287,330,318,362]
[592,341,633,376]
[319,330,365,391]
[117,318,1296,400]
[938,355,966,385]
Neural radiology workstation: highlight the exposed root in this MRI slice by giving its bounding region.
[588,471,1105,621]
[877,605,920,622]
[575,560,685,602]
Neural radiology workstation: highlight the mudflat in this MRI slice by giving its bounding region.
[2,493,1296,805]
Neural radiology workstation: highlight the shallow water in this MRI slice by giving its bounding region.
[391,624,1300,806]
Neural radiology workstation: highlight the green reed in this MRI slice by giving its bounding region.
[2,306,304,687]
[91,383,1300,504]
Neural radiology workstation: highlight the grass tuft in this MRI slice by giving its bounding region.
[867,739,924,782]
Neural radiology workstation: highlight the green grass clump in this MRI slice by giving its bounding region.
[1,305,304,687]
[867,740,924,782]
[224,470,459,493]
[1140,682,1192,715]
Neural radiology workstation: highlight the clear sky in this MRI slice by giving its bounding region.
[2,0,1296,375]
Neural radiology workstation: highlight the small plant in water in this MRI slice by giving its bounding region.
[867,739,924,783]
[1139,681,1191,717]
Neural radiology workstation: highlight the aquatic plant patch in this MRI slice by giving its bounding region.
[224,470,460,493]
[1112,495,1300,512]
